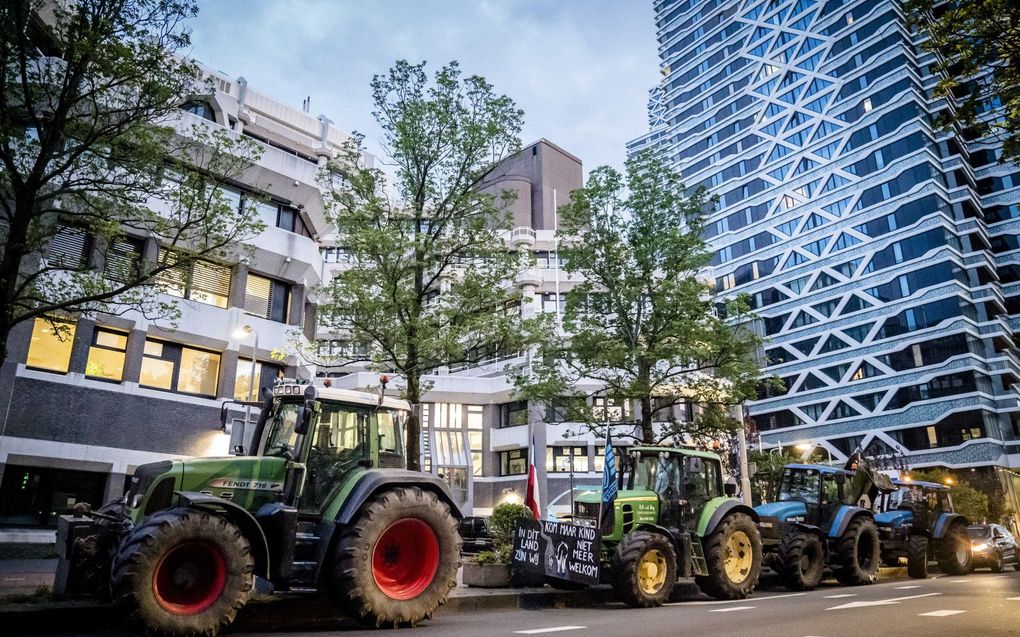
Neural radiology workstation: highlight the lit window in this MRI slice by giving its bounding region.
[546,446,589,473]
[863,98,873,112]
[499,449,528,476]
[86,329,128,381]
[245,274,291,323]
[234,359,282,401]
[26,318,76,373]
[140,339,220,396]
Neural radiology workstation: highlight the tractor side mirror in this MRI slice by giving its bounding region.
[685,456,703,474]
[834,472,846,486]
[724,480,737,497]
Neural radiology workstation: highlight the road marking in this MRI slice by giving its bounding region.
[514,628,586,635]
[895,585,923,589]
[826,592,941,610]
[1008,596,1020,601]
[709,606,756,613]
[919,610,965,617]
[823,594,856,598]
[671,592,807,606]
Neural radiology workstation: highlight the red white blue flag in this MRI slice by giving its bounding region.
[525,434,541,520]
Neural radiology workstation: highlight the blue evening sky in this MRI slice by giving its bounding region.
[186,1,660,175]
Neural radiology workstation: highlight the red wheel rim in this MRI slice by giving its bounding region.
[371,518,440,600]
[152,541,227,615]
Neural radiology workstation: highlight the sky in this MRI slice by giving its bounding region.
[186,0,661,175]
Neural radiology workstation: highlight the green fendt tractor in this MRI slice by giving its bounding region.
[54,382,462,636]
[571,446,763,606]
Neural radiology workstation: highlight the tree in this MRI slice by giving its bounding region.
[0,0,264,367]
[747,450,801,505]
[317,60,544,471]
[910,468,990,523]
[910,0,1020,160]
[516,151,766,443]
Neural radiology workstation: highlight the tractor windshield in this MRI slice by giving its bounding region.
[778,468,821,504]
[263,402,303,457]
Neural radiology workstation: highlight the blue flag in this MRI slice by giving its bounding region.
[600,429,617,530]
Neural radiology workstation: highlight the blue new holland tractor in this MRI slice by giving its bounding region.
[874,478,972,578]
[754,453,896,590]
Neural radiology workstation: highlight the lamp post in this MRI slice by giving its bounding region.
[796,441,833,464]
[233,325,258,454]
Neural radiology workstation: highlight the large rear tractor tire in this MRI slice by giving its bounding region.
[111,507,254,637]
[833,516,880,586]
[329,487,461,627]
[936,523,973,575]
[611,530,677,607]
[777,530,824,591]
[696,513,762,600]
[907,534,928,579]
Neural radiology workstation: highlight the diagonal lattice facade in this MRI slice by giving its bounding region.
[631,0,1020,477]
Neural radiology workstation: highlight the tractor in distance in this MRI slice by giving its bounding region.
[754,454,895,591]
[570,446,763,607]
[874,477,972,578]
[53,381,462,637]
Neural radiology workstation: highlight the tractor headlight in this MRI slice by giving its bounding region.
[972,542,990,552]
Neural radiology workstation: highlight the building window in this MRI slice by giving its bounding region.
[47,225,92,270]
[181,100,216,122]
[234,359,283,401]
[104,237,144,283]
[593,396,631,421]
[140,339,220,397]
[541,292,566,314]
[85,329,128,381]
[500,449,528,476]
[157,250,231,308]
[26,318,76,373]
[501,400,529,428]
[245,273,291,323]
[547,446,588,473]
[468,405,484,476]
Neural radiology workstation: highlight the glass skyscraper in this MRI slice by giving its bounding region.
[631,0,1020,512]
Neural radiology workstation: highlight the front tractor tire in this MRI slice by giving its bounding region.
[612,530,678,607]
[111,507,254,637]
[907,534,929,579]
[696,513,762,600]
[778,530,824,591]
[329,486,461,627]
[833,516,880,586]
[936,523,973,575]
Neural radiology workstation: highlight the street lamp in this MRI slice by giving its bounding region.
[233,324,258,454]
[796,441,833,464]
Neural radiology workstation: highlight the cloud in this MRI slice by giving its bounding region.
[188,0,659,175]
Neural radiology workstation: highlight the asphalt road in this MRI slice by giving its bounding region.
[26,569,1020,637]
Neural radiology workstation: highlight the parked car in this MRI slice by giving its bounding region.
[546,485,600,520]
[968,524,1020,572]
[459,516,493,555]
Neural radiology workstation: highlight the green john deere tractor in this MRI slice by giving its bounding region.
[54,382,462,636]
[571,446,763,606]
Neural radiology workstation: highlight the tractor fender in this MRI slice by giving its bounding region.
[632,522,684,553]
[334,469,463,524]
[176,491,271,579]
[932,512,969,539]
[828,505,873,539]
[790,521,825,538]
[697,497,760,537]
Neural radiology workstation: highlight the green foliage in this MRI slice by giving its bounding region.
[316,60,547,469]
[472,502,532,565]
[473,549,506,566]
[0,0,264,364]
[910,469,990,523]
[747,450,801,505]
[515,150,765,443]
[910,0,1020,160]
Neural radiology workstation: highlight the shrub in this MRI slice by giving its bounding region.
[471,502,533,564]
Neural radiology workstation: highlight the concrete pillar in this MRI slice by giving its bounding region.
[229,263,248,309]
[218,349,239,400]
[121,328,148,384]
[104,472,129,503]
[68,318,95,375]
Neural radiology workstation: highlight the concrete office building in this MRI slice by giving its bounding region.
[631,0,1020,519]
[0,65,357,527]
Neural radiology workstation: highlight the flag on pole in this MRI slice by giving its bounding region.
[524,435,541,520]
[599,428,618,530]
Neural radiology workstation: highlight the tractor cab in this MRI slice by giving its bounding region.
[623,447,724,533]
[874,478,970,577]
[875,479,953,536]
[758,464,849,535]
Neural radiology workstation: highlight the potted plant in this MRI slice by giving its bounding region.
[462,502,532,587]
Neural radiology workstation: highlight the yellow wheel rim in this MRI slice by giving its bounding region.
[724,530,753,584]
[637,548,668,595]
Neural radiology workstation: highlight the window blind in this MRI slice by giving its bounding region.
[48,226,90,269]
[104,238,143,283]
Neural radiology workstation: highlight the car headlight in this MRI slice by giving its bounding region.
[973,542,990,552]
